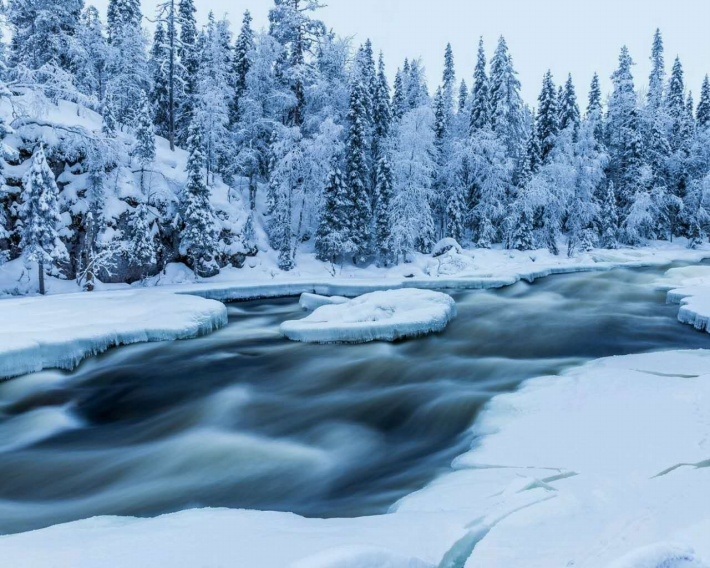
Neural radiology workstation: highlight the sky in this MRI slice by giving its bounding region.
[91,0,710,108]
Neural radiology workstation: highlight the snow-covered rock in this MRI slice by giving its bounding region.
[0,291,228,379]
[280,289,457,344]
[298,293,349,311]
[432,238,463,257]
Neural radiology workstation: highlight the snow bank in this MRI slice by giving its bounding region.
[0,291,228,379]
[659,266,710,333]
[281,289,457,343]
[2,351,709,567]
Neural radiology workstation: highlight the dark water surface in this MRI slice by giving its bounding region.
[0,264,708,534]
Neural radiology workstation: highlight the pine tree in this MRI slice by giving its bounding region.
[442,43,456,123]
[107,0,142,42]
[698,75,710,129]
[647,28,665,109]
[488,36,526,160]
[586,72,603,137]
[19,145,68,295]
[176,0,199,146]
[316,161,351,262]
[536,70,559,163]
[155,0,181,150]
[150,22,171,139]
[458,79,468,114]
[134,90,156,190]
[372,52,391,149]
[599,182,619,249]
[470,37,490,132]
[559,74,581,134]
[231,11,255,127]
[179,120,219,277]
[667,56,687,150]
[75,6,109,103]
[345,80,372,263]
[127,202,157,280]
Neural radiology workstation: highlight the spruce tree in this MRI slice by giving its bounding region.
[470,37,490,132]
[392,69,407,122]
[127,202,157,280]
[316,162,351,263]
[345,80,372,263]
[442,43,456,123]
[231,11,254,127]
[20,145,68,295]
[176,0,199,146]
[587,73,603,120]
[698,75,710,129]
[648,29,665,109]
[536,70,559,163]
[150,22,171,139]
[372,52,391,149]
[599,182,619,249]
[667,56,687,150]
[458,79,468,114]
[155,0,181,150]
[179,121,219,277]
[107,0,142,42]
[134,90,156,190]
[559,74,581,133]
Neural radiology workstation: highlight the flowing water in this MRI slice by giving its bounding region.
[0,264,708,535]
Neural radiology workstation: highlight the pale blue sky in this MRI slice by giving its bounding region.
[92,0,710,108]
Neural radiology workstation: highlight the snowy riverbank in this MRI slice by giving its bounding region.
[1,350,708,567]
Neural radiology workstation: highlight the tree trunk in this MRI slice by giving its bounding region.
[38,260,46,296]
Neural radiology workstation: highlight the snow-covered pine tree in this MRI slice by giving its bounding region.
[536,70,559,164]
[179,120,219,277]
[469,37,490,132]
[374,153,395,265]
[345,79,372,263]
[488,36,526,161]
[372,52,391,155]
[75,6,109,103]
[107,0,142,43]
[683,176,710,248]
[134,90,156,190]
[105,0,149,128]
[195,14,232,184]
[231,11,255,127]
[667,57,688,151]
[315,160,351,263]
[19,145,68,295]
[154,0,183,150]
[176,0,199,146]
[559,74,581,134]
[698,75,710,129]
[647,28,665,110]
[392,68,407,122]
[587,73,603,120]
[127,201,158,280]
[458,79,468,114]
[599,182,619,249]
[150,22,171,139]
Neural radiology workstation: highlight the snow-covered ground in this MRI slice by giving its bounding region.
[0,290,227,379]
[1,350,708,567]
[281,289,456,343]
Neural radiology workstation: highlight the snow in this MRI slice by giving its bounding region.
[0,290,228,379]
[658,266,710,333]
[280,289,457,343]
[2,350,709,567]
[298,292,349,311]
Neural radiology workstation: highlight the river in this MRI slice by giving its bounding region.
[0,263,707,534]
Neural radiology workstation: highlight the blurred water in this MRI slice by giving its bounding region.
[0,263,708,534]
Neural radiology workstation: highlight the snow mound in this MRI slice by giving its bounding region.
[0,291,228,379]
[298,293,349,311]
[432,238,463,257]
[281,289,457,343]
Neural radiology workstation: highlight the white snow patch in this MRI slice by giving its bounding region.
[659,266,710,333]
[298,293,349,311]
[281,289,457,343]
[0,291,228,379]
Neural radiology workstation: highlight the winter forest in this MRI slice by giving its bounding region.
[1,0,710,293]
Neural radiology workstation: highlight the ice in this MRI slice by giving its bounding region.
[280,289,457,343]
[659,266,710,333]
[0,291,228,379]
